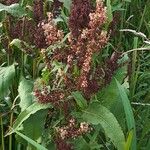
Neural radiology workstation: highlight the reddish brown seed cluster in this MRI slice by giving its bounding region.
[54,118,91,149]
[51,0,63,18]
[33,0,44,22]
[69,0,108,92]
[40,13,64,46]
[34,0,109,101]
[8,18,36,44]
[33,24,47,48]
[104,52,122,84]
[34,87,65,107]
[69,0,92,38]
[1,0,19,5]
[55,137,73,150]
[56,118,91,140]
[109,11,121,37]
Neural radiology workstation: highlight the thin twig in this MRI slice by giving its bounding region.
[131,102,150,106]
[122,47,150,55]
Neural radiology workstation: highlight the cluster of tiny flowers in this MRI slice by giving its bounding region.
[56,118,91,140]
[34,86,65,106]
[4,15,46,50]
[69,0,92,38]
[40,13,64,46]
[1,0,19,5]
[32,0,110,100]
[104,52,122,84]
[89,0,107,28]
[51,0,63,18]
[73,0,108,91]
[55,137,73,150]
[33,0,44,22]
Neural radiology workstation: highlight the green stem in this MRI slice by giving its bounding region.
[119,1,128,44]
[21,17,26,75]
[138,4,146,31]
[0,116,5,150]
[9,111,14,150]
[44,0,48,17]
[3,14,11,65]
[130,37,139,100]
[33,59,37,80]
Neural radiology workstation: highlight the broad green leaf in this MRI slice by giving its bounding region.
[96,66,127,108]
[92,55,128,132]
[73,137,90,150]
[15,111,48,146]
[18,78,33,111]
[115,79,136,150]
[0,64,15,99]
[72,91,87,109]
[82,102,125,150]
[14,130,48,150]
[0,3,27,18]
[20,110,48,149]
[7,102,52,135]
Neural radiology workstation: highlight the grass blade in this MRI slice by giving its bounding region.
[14,130,48,150]
[115,79,136,150]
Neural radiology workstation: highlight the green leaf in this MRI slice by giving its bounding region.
[82,102,125,150]
[7,102,52,135]
[10,39,22,48]
[14,130,48,150]
[97,66,127,108]
[22,110,48,144]
[59,0,72,11]
[106,0,113,24]
[141,117,150,138]
[10,39,34,55]
[0,64,15,99]
[15,110,48,147]
[0,3,27,18]
[18,78,33,111]
[115,79,136,150]
[125,130,133,150]
[73,137,90,150]
[72,91,87,109]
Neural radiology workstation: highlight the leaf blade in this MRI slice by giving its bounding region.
[115,79,136,150]
[72,91,87,109]
[18,78,33,111]
[0,3,27,18]
[14,130,48,150]
[0,64,15,99]
[82,102,125,150]
[7,102,52,135]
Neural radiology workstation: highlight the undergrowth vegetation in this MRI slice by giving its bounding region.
[0,0,150,150]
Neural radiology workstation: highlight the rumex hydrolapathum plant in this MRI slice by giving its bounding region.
[35,0,109,99]
[0,0,134,150]
[32,0,126,149]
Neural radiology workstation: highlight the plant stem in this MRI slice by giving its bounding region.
[0,116,5,150]
[44,0,48,17]
[130,37,138,100]
[3,14,11,65]
[9,111,14,150]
